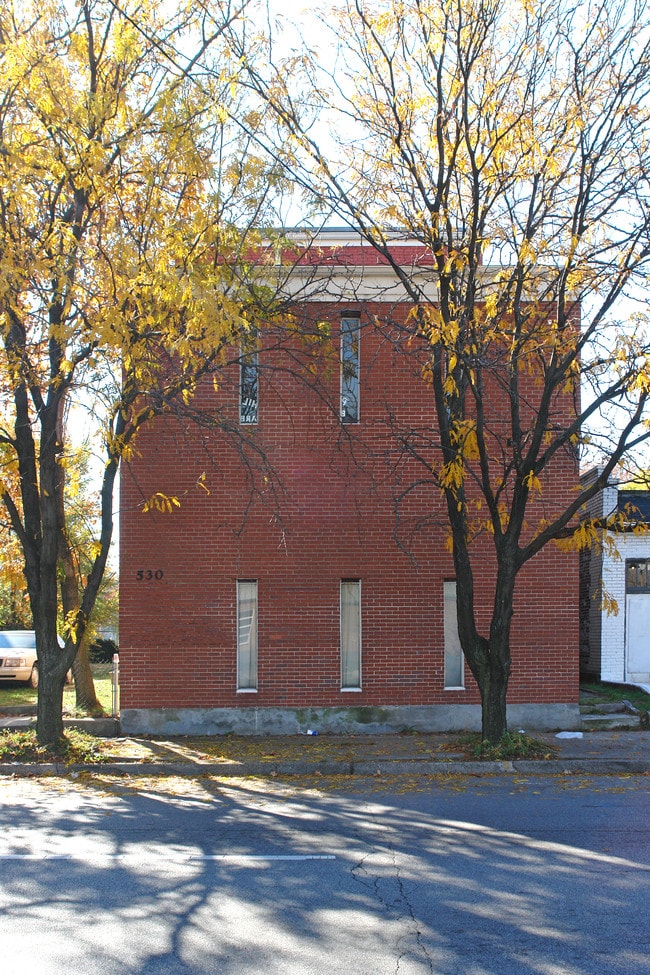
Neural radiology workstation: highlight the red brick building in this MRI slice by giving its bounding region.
[119,232,580,735]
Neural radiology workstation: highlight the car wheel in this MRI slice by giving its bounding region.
[29,664,38,689]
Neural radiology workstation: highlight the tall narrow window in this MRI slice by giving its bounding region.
[341,315,360,423]
[443,581,464,688]
[237,580,258,690]
[240,335,258,424]
[341,580,362,689]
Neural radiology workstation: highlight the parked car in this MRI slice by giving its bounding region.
[0,631,39,686]
[0,631,65,688]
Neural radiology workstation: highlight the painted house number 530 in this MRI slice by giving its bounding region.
[136,569,164,581]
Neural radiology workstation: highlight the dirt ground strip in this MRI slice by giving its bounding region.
[86,731,473,765]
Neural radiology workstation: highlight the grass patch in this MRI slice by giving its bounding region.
[0,683,37,707]
[0,663,115,714]
[0,727,106,764]
[453,731,558,761]
[580,680,650,712]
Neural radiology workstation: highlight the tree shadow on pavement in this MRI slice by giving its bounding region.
[0,772,649,975]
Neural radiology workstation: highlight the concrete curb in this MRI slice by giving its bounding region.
[0,715,120,736]
[1,758,649,778]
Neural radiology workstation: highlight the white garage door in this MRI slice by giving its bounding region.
[625,560,650,682]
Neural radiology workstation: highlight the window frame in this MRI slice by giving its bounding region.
[239,335,259,425]
[626,559,650,593]
[340,314,360,424]
[340,579,362,690]
[443,580,465,690]
[236,579,258,692]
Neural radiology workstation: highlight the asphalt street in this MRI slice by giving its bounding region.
[1,772,649,975]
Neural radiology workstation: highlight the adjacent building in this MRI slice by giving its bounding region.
[580,472,650,690]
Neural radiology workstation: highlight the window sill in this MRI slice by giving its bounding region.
[444,685,465,691]
[236,688,258,694]
[340,686,362,692]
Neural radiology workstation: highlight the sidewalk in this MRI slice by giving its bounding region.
[1,725,649,777]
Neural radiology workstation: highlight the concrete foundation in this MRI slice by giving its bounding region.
[119,703,581,737]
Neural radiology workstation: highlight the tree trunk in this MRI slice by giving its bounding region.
[451,523,516,744]
[480,659,509,743]
[72,636,103,714]
[478,562,516,743]
[56,418,101,714]
[36,658,67,746]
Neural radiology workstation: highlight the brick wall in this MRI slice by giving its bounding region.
[119,296,579,714]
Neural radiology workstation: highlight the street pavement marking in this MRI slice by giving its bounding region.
[0,852,337,861]
[192,854,337,861]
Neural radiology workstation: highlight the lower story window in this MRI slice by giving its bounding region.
[341,579,362,689]
[626,559,650,593]
[444,580,464,689]
[237,580,258,691]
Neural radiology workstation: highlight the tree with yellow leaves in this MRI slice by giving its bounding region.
[237,0,650,741]
[0,0,290,744]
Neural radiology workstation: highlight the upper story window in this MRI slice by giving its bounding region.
[240,334,258,425]
[618,490,650,523]
[341,314,360,423]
